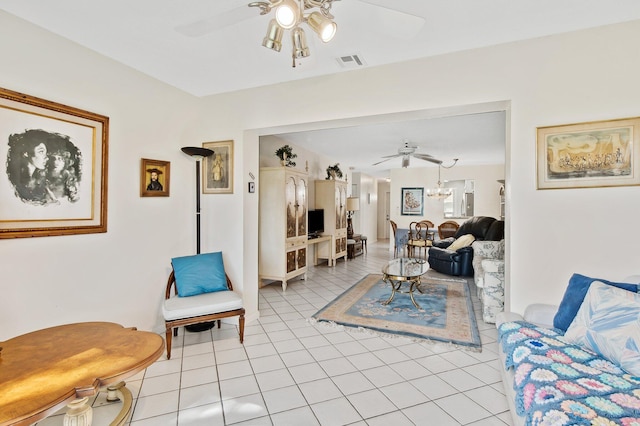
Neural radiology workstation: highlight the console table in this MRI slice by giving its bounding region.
[0,322,164,426]
[307,235,333,266]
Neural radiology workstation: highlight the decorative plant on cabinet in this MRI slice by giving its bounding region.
[325,163,343,180]
[275,145,297,167]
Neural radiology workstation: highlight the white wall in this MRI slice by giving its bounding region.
[377,180,391,240]
[3,11,640,340]
[0,11,237,339]
[221,20,640,316]
[350,172,378,242]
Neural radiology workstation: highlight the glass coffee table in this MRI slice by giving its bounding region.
[381,257,430,309]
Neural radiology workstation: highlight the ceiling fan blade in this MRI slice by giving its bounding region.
[413,152,435,158]
[413,154,443,165]
[380,153,403,159]
[175,4,258,37]
[372,157,393,166]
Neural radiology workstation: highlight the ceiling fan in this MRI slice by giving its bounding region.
[373,141,444,168]
[174,0,425,40]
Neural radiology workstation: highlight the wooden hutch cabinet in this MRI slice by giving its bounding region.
[259,167,308,291]
[315,179,348,265]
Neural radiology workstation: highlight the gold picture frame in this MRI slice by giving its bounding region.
[0,87,109,238]
[140,158,170,197]
[202,140,233,194]
[537,117,640,190]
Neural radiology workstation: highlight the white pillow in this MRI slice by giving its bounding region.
[564,281,640,376]
[446,234,475,251]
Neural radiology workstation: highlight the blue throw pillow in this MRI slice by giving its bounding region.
[171,252,228,297]
[553,273,638,332]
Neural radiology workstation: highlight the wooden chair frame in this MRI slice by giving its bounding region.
[438,220,460,240]
[390,220,399,258]
[164,271,245,359]
[407,220,435,258]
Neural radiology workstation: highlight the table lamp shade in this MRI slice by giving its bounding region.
[346,197,360,212]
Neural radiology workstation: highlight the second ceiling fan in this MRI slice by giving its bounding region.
[373,141,444,168]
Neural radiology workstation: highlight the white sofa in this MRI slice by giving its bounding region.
[471,239,504,323]
[496,274,640,426]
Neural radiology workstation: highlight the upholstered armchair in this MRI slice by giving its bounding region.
[471,240,505,323]
[428,216,504,277]
[162,252,245,359]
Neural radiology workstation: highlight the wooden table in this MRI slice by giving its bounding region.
[0,322,164,426]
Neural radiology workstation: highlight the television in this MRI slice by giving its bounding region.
[307,209,324,237]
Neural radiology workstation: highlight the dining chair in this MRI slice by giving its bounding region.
[407,220,434,259]
[438,220,460,239]
[390,220,400,258]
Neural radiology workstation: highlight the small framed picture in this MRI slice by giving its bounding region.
[202,140,233,194]
[140,158,170,197]
[401,187,424,216]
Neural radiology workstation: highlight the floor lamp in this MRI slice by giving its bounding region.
[181,147,214,254]
[181,147,214,332]
[346,197,360,239]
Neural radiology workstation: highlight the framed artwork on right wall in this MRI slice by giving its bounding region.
[537,116,640,190]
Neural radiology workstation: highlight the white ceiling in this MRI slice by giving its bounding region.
[2,1,639,177]
[270,109,506,177]
[1,0,639,97]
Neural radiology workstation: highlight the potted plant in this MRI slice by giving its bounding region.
[326,163,343,180]
[275,145,297,167]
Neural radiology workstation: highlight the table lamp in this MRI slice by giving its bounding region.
[346,196,360,238]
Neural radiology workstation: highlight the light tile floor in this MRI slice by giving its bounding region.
[38,240,512,426]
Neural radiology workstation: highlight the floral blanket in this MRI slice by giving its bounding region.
[498,321,640,425]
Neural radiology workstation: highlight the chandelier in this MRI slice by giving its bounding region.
[426,159,458,200]
[249,0,337,67]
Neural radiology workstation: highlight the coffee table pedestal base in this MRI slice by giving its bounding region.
[381,276,425,309]
[62,381,133,426]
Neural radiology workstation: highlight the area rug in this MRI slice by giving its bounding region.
[311,273,481,351]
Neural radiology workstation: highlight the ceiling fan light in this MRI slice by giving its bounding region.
[262,19,284,51]
[401,155,409,168]
[291,26,310,58]
[307,11,337,42]
[275,0,299,29]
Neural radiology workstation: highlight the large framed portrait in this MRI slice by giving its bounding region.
[401,187,424,216]
[537,117,640,190]
[0,87,109,238]
[202,140,233,194]
[140,158,170,197]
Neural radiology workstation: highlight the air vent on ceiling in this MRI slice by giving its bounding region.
[336,54,366,69]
